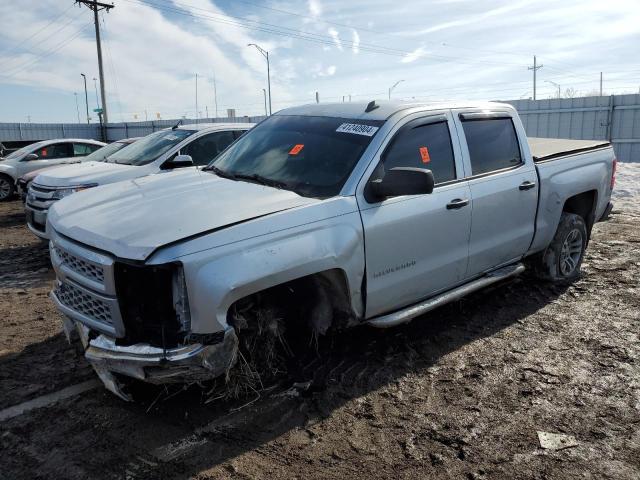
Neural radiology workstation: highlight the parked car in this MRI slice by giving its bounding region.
[46,101,615,400]
[0,138,106,201]
[25,123,253,239]
[17,138,140,201]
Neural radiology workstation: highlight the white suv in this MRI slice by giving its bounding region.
[26,123,253,239]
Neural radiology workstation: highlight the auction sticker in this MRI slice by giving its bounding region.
[336,123,379,137]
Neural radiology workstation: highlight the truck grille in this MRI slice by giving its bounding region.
[55,281,113,326]
[53,245,105,283]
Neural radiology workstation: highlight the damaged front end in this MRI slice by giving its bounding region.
[50,232,238,400]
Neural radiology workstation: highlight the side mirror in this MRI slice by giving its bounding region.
[24,153,39,161]
[163,154,193,169]
[369,167,434,200]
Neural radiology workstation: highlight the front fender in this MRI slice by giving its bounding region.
[171,208,365,334]
[0,163,17,181]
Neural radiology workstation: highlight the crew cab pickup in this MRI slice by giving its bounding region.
[46,101,616,400]
[26,123,252,239]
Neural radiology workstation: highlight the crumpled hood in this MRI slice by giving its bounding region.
[33,161,139,187]
[48,169,319,260]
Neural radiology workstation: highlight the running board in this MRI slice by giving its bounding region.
[367,263,525,328]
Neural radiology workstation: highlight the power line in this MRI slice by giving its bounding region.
[123,0,528,69]
[0,23,93,79]
[0,4,76,57]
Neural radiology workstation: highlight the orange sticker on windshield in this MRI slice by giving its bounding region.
[289,144,304,155]
[419,146,430,163]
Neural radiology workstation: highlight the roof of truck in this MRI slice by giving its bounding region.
[276,100,515,121]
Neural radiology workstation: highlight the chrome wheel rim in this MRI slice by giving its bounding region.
[0,178,11,199]
[559,228,583,276]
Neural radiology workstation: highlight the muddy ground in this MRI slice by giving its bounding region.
[0,189,638,479]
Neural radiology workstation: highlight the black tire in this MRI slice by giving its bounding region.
[0,174,15,201]
[535,212,587,283]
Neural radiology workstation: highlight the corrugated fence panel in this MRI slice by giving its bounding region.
[2,98,638,161]
[505,94,639,162]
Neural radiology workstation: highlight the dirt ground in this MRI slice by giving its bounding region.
[1,183,639,479]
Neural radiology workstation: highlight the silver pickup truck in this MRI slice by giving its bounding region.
[46,101,616,400]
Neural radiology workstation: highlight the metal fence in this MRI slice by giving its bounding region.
[505,94,640,163]
[0,116,265,145]
[2,94,638,162]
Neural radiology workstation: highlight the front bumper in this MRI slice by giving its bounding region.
[24,204,49,240]
[62,318,238,400]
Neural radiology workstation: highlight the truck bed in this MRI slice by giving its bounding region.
[528,137,611,162]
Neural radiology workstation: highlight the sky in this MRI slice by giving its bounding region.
[0,0,639,123]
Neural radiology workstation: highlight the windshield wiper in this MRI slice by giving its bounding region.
[204,165,236,180]
[231,173,289,190]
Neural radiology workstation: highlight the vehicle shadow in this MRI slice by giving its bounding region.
[0,332,94,410]
[0,273,571,479]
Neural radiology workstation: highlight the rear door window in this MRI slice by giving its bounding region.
[461,117,522,175]
[182,131,236,166]
[73,143,97,156]
[35,143,73,160]
[382,119,456,184]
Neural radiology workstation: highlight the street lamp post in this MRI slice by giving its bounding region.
[74,93,81,123]
[262,88,268,116]
[389,79,405,99]
[545,80,561,99]
[248,43,271,115]
[80,73,90,123]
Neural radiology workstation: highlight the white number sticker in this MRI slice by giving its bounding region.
[336,123,379,137]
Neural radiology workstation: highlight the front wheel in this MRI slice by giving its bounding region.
[0,174,15,201]
[535,212,587,283]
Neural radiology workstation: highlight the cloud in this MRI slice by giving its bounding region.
[313,64,337,77]
[401,46,427,63]
[308,0,322,17]
[328,27,343,51]
[352,29,360,54]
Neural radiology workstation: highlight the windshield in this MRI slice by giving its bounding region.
[3,141,47,160]
[209,115,383,198]
[108,129,195,166]
[85,141,131,162]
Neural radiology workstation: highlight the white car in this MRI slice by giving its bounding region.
[25,123,253,239]
[0,138,106,201]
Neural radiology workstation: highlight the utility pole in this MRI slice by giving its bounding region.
[315,91,319,103]
[74,93,81,123]
[528,55,543,100]
[76,0,113,127]
[600,72,603,96]
[80,73,90,123]
[93,77,100,108]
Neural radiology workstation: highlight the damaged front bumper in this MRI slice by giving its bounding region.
[62,317,238,401]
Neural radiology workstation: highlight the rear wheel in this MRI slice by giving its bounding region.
[535,212,587,282]
[0,174,15,201]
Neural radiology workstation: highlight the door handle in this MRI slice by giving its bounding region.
[519,181,536,191]
[446,198,469,210]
